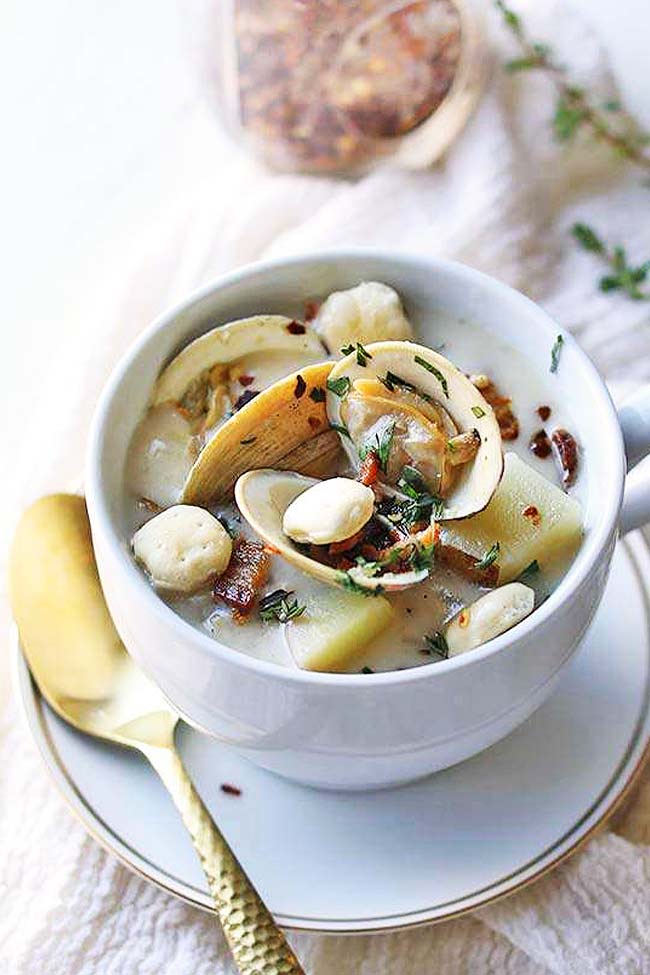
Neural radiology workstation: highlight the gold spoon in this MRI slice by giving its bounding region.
[9,493,305,975]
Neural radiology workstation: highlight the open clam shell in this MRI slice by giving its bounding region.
[153,315,326,409]
[326,340,503,520]
[235,469,431,593]
[182,363,342,505]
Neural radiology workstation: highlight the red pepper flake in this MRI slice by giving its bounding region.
[287,320,306,335]
[522,504,541,527]
[238,374,255,387]
[307,415,321,431]
[220,783,242,797]
[552,428,579,489]
[529,429,552,459]
[537,405,551,422]
[358,451,379,486]
[304,300,320,322]
[294,374,307,398]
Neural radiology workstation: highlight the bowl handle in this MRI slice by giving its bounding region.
[618,385,650,535]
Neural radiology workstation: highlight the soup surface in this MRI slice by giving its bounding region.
[124,283,584,673]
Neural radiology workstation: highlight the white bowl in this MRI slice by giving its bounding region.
[86,251,650,790]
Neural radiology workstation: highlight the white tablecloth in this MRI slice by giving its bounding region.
[2,2,650,972]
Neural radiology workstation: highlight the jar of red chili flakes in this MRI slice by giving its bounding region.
[211,0,487,175]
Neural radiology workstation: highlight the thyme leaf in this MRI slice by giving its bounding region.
[550,334,564,373]
[422,630,450,659]
[474,542,500,571]
[340,342,373,366]
[359,421,395,473]
[259,589,306,624]
[572,223,650,300]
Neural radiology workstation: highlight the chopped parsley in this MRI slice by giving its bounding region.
[259,589,306,624]
[326,375,351,397]
[474,542,500,571]
[550,334,564,373]
[309,386,326,403]
[422,631,449,659]
[471,405,486,419]
[397,465,445,520]
[359,421,395,473]
[340,342,373,366]
[413,355,449,398]
[337,571,384,596]
[330,421,352,440]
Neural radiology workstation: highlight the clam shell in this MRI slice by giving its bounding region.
[182,363,341,505]
[152,315,325,406]
[326,340,503,520]
[235,469,432,593]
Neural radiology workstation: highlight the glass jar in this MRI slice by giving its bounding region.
[211,0,487,175]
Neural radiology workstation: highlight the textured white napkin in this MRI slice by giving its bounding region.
[2,2,650,972]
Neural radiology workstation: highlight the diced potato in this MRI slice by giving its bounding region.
[440,452,583,583]
[284,588,393,672]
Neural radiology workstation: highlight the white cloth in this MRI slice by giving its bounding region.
[2,2,650,972]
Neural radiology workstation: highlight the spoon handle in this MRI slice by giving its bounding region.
[145,744,305,975]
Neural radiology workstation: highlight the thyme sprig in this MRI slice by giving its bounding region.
[259,589,306,624]
[422,630,450,659]
[495,2,650,173]
[571,223,650,300]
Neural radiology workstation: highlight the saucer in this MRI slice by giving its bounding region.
[14,532,650,934]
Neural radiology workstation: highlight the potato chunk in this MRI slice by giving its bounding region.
[284,588,393,672]
[440,453,582,582]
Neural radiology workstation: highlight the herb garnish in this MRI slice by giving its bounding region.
[309,386,326,402]
[517,560,540,582]
[495,2,650,174]
[326,376,351,397]
[398,465,445,520]
[422,631,449,659]
[550,334,564,373]
[330,422,352,440]
[338,571,384,596]
[571,224,650,300]
[259,589,306,623]
[360,666,375,674]
[471,405,486,419]
[359,422,395,473]
[340,342,373,366]
[474,542,500,571]
[380,370,416,394]
[414,355,449,398]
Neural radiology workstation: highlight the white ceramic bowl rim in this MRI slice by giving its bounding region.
[87,250,625,688]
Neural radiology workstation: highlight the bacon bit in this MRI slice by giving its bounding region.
[437,544,499,587]
[294,374,307,398]
[328,529,366,555]
[522,504,541,527]
[304,301,320,322]
[138,497,162,514]
[537,405,551,422]
[472,376,519,440]
[287,320,306,335]
[307,415,321,431]
[358,451,379,486]
[233,389,259,412]
[220,783,242,797]
[552,428,579,489]
[238,374,255,387]
[213,539,270,616]
[529,429,552,459]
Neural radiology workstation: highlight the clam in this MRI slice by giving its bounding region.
[182,362,342,505]
[326,340,503,520]
[235,469,433,593]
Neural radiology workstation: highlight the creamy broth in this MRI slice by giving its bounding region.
[124,302,584,674]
